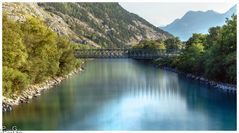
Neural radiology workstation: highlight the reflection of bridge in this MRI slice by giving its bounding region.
[75,49,179,59]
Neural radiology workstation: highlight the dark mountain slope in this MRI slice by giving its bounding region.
[38,3,172,48]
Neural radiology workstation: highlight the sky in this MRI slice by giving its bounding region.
[119,3,236,27]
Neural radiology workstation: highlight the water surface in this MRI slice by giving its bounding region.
[3,59,236,130]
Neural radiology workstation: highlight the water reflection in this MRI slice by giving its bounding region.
[3,59,236,130]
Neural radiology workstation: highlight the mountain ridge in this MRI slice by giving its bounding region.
[3,2,172,48]
[161,5,236,41]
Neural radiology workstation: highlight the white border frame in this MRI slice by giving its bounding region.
[0,0,238,133]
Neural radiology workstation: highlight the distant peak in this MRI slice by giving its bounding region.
[184,10,201,16]
[161,18,180,28]
[206,10,216,13]
[181,10,221,19]
[224,5,237,15]
[185,11,195,15]
[229,5,237,10]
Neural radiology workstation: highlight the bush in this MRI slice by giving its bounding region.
[3,66,29,97]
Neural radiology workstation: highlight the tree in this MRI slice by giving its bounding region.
[177,43,204,74]
[132,40,166,50]
[164,37,182,52]
[3,66,29,97]
[206,26,221,47]
[204,15,236,83]
[186,33,207,48]
[220,15,236,54]
[57,37,78,75]
[21,17,61,83]
[158,43,166,50]
[2,14,28,70]
[3,14,81,97]
[221,15,236,83]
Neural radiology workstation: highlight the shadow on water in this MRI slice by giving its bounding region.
[3,59,236,130]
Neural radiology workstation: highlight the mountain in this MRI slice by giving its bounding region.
[161,5,236,41]
[3,3,172,48]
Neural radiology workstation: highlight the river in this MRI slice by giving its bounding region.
[3,59,236,130]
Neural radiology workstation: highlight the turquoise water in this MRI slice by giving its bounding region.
[3,59,236,130]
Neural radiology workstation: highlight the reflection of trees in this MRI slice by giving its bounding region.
[4,60,185,129]
[128,60,183,99]
[3,59,235,130]
[78,59,184,101]
[4,59,185,130]
[177,77,236,129]
[3,78,77,130]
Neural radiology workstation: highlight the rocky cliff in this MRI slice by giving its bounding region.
[3,2,172,48]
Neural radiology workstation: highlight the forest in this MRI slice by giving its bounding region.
[154,15,236,84]
[3,14,83,97]
[2,12,236,99]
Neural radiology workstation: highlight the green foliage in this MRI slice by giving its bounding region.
[206,26,221,47]
[185,33,207,48]
[3,15,81,97]
[3,66,29,97]
[57,37,78,76]
[164,37,182,52]
[133,37,183,53]
[203,15,237,83]
[21,17,61,83]
[3,14,28,69]
[157,15,237,84]
[177,43,205,74]
[132,39,166,50]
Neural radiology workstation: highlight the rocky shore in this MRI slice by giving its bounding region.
[3,64,85,113]
[158,66,236,93]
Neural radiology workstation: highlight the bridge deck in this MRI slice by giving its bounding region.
[75,49,179,59]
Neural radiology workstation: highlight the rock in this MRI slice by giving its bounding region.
[2,103,13,112]
[28,95,33,99]
[157,66,237,94]
[33,93,41,97]
[8,106,12,111]
[3,108,7,112]
[3,65,84,112]
[36,90,40,94]
[200,77,205,81]
[20,99,24,103]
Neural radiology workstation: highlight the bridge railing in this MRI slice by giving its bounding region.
[74,48,180,59]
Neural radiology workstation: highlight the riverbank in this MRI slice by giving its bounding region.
[154,65,236,93]
[2,61,86,112]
